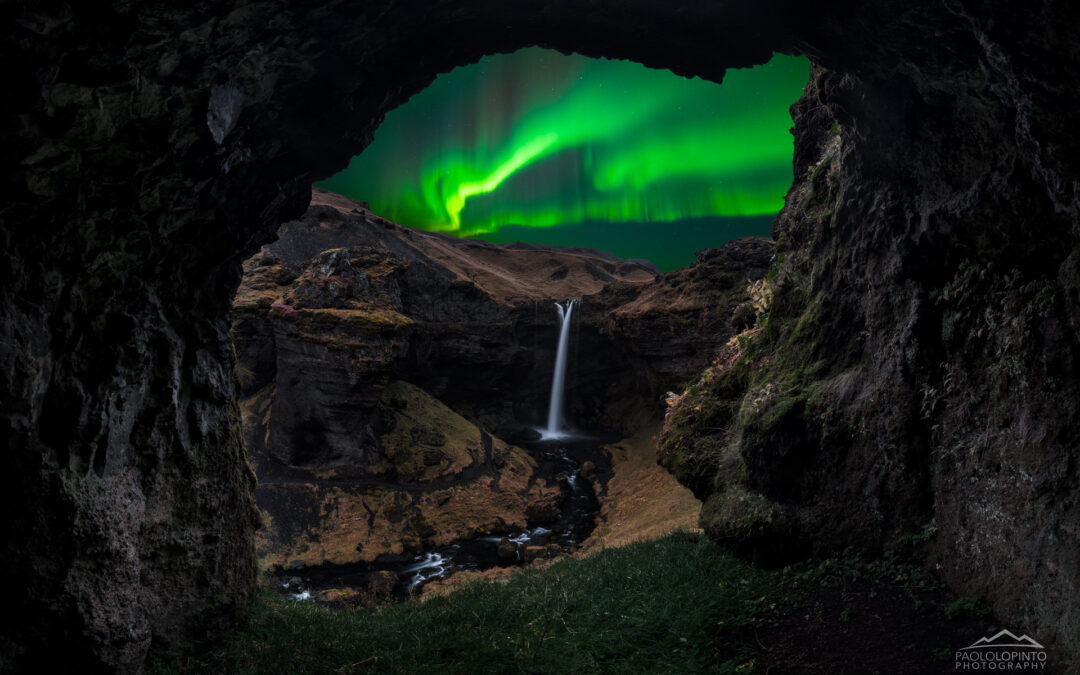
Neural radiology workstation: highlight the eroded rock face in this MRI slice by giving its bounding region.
[236,193,764,571]
[661,3,1080,661]
[255,381,560,569]
[4,0,1079,670]
[3,0,799,661]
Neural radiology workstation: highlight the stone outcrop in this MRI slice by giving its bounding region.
[660,5,1080,662]
[255,381,560,569]
[587,237,776,429]
[4,0,1079,670]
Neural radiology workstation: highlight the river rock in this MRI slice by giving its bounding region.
[496,538,518,560]
[318,587,361,605]
[522,546,547,563]
[523,544,564,563]
[368,571,399,599]
[524,496,562,523]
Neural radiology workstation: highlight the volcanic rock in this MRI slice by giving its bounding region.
[233,189,772,606]
[580,461,596,480]
[369,571,399,599]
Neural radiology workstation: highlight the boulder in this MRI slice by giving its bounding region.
[579,461,596,480]
[368,571,399,599]
[496,538,519,560]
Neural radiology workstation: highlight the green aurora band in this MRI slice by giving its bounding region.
[318,50,809,270]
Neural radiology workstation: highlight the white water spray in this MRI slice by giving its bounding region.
[541,299,578,439]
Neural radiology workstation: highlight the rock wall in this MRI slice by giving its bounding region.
[3,3,787,667]
[660,2,1080,661]
[3,0,1078,670]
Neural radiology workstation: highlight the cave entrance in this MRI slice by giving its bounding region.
[12,2,1080,671]
[8,2,830,669]
[234,46,807,602]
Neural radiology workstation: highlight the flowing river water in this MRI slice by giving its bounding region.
[276,433,613,602]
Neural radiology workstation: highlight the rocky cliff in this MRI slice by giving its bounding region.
[234,189,767,570]
[254,380,562,570]
[233,189,770,459]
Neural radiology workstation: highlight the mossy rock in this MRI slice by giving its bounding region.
[375,381,488,482]
[731,301,757,331]
[700,486,779,541]
[699,487,804,564]
[740,394,821,500]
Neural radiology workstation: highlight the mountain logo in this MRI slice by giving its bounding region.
[959,629,1045,650]
[956,629,1048,671]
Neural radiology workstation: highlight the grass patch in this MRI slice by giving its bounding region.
[151,533,774,674]
[152,535,991,675]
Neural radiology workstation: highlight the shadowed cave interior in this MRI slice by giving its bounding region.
[2,1,1079,672]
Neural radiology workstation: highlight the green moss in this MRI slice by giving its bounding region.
[809,161,826,183]
[700,487,780,542]
[659,245,845,556]
[787,296,822,347]
[745,394,806,433]
[658,358,752,493]
[943,596,991,620]
[709,437,745,489]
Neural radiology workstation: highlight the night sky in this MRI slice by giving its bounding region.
[317,49,810,271]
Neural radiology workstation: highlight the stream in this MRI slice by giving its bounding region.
[275,433,614,603]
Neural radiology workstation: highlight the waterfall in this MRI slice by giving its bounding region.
[542,299,578,439]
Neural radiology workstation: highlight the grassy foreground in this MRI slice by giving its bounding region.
[152,532,992,674]
[152,533,771,674]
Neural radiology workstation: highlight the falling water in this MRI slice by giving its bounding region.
[542,299,578,439]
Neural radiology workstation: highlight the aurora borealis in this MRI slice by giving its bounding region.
[318,49,809,270]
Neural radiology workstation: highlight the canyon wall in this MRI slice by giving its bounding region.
[233,189,768,457]
[3,0,1078,670]
[234,189,766,594]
